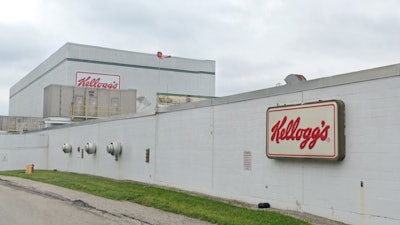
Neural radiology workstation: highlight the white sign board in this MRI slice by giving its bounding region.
[266,100,345,160]
[76,72,120,89]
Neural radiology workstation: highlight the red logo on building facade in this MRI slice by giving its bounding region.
[266,100,345,160]
[270,116,330,150]
[77,76,119,89]
[76,72,120,89]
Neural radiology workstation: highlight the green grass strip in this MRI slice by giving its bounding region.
[0,170,310,225]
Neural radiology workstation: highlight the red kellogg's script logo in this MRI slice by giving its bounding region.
[270,116,330,150]
[77,76,119,89]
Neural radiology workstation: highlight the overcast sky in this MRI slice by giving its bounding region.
[1,0,400,115]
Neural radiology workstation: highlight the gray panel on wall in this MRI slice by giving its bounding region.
[60,86,73,117]
[43,84,137,119]
[43,85,61,118]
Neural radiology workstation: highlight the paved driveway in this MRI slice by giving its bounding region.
[0,176,214,225]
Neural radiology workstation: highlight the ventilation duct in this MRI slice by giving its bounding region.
[284,74,307,85]
[84,142,97,154]
[106,142,122,161]
[136,96,151,112]
[62,143,72,154]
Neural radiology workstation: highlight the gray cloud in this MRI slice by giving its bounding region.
[1,0,400,114]
[0,24,48,63]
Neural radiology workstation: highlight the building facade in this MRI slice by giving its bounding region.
[3,45,400,224]
[9,43,215,117]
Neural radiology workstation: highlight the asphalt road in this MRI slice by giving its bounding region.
[0,183,118,225]
[0,176,214,225]
[0,175,347,225]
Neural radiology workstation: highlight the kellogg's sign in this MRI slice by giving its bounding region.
[76,72,120,89]
[266,100,345,160]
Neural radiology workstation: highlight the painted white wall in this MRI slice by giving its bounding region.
[211,93,306,208]
[47,115,156,182]
[9,63,67,117]
[0,133,48,170]
[2,74,400,225]
[155,107,214,191]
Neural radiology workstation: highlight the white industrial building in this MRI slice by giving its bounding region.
[1,43,400,225]
[9,43,215,117]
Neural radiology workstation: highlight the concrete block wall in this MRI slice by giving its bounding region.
[2,70,400,225]
[0,133,48,171]
[155,106,214,191]
[47,114,156,182]
[299,76,400,224]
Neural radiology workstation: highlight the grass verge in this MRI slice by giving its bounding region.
[0,170,310,225]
